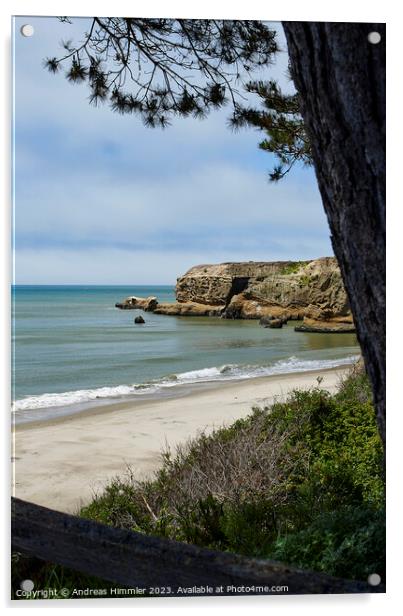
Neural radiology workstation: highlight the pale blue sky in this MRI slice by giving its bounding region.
[13,16,333,284]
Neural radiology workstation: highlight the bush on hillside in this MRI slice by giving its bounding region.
[80,365,385,581]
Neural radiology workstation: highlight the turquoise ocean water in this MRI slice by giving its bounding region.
[12,285,360,423]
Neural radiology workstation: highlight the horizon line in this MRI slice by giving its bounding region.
[11,283,176,287]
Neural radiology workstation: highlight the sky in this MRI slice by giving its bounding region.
[13,16,333,285]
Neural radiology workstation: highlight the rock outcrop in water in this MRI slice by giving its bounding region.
[115,296,158,311]
[116,258,355,333]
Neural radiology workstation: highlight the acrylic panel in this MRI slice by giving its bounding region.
[11,15,386,600]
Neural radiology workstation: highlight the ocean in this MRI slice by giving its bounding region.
[12,285,360,424]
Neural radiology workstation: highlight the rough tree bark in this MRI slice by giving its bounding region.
[282,22,386,448]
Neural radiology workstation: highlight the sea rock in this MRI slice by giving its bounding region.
[134,315,145,324]
[116,296,158,311]
[259,315,289,326]
[294,318,355,333]
[175,258,354,330]
[176,261,292,306]
[223,293,289,321]
[259,315,275,326]
[266,318,283,329]
[114,258,355,333]
[153,302,225,317]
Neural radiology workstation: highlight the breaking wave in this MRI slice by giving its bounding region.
[12,354,359,413]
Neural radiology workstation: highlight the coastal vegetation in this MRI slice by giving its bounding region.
[12,363,384,595]
[80,364,384,581]
[279,261,308,275]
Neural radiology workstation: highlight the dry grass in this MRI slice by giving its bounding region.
[150,409,306,508]
[83,402,311,536]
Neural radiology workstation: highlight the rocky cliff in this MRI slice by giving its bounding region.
[116,258,355,333]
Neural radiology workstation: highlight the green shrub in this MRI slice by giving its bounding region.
[14,366,384,591]
[77,367,384,581]
[280,261,308,275]
[271,505,385,581]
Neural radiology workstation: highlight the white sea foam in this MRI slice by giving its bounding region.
[12,384,140,412]
[12,354,360,413]
[170,355,360,384]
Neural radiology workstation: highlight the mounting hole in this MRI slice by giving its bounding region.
[367,573,381,586]
[368,31,381,44]
[20,24,34,37]
[20,579,34,591]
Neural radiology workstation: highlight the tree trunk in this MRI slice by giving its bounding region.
[282,22,386,447]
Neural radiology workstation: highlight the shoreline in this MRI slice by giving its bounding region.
[12,366,350,514]
[13,353,359,428]
[14,364,350,431]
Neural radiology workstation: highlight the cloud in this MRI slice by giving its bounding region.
[15,161,328,247]
[15,234,332,285]
[13,17,331,284]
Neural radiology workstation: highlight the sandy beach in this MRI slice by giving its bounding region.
[12,367,348,514]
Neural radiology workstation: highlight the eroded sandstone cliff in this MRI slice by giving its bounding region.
[116,258,355,332]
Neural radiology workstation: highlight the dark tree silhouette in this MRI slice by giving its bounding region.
[45,18,278,127]
[229,80,312,181]
[229,23,386,448]
[46,18,386,447]
[283,22,386,448]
